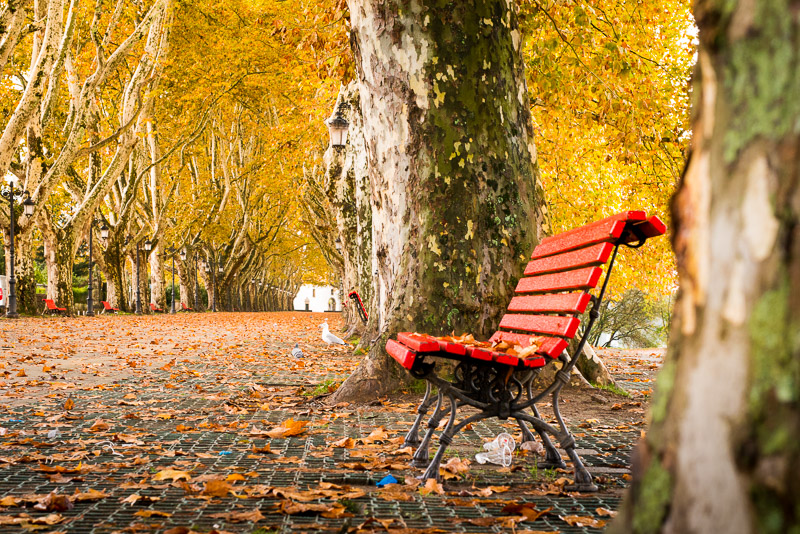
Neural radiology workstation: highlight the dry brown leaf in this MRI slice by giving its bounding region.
[134,510,172,518]
[419,478,444,496]
[88,420,110,432]
[264,418,309,438]
[329,437,355,448]
[596,507,618,517]
[72,488,108,502]
[63,398,74,411]
[203,479,232,497]
[560,515,607,528]
[152,468,191,482]
[209,508,265,523]
[502,504,552,522]
[0,496,19,506]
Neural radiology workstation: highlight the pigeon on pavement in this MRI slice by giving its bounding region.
[291,343,303,358]
[321,321,347,345]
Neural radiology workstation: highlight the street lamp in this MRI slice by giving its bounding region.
[86,218,104,317]
[2,176,35,318]
[325,114,349,148]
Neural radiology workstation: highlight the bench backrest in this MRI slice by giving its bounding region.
[102,301,112,310]
[488,210,665,359]
[44,299,57,310]
[150,303,159,311]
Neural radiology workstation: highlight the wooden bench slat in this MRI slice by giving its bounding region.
[532,211,646,259]
[515,266,602,293]
[465,346,547,368]
[498,314,580,338]
[487,333,568,360]
[387,339,416,370]
[524,243,614,276]
[397,332,441,353]
[507,293,592,314]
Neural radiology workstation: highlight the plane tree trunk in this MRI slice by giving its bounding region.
[331,0,547,403]
[611,1,800,533]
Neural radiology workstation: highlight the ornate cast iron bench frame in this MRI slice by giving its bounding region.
[386,210,665,492]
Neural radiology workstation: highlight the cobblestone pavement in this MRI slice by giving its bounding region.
[0,313,663,534]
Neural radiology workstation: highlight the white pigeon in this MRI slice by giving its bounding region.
[321,321,346,345]
[291,343,303,358]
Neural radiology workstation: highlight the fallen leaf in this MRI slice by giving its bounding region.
[72,488,108,502]
[63,398,74,411]
[560,515,607,528]
[208,508,265,523]
[596,507,618,517]
[135,510,172,518]
[329,437,355,448]
[203,479,232,497]
[88,420,110,432]
[152,468,191,482]
[264,418,309,438]
[419,478,444,496]
[502,504,552,522]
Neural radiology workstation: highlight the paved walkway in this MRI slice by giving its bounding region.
[0,313,662,533]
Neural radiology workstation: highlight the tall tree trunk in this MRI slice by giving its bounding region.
[325,81,372,338]
[4,231,38,315]
[149,244,166,309]
[612,1,800,533]
[42,226,76,314]
[331,0,546,402]
[103,242,128,311]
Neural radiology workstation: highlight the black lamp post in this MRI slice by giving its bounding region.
[217,261,224,310]
[2,176,35,318]
[86,220,107,317]
[205,258,216,312]
[143,239,152,312]
[193,252,199,311]
[164,245,177,313]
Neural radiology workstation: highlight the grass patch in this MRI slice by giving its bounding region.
[307,379,341,396]
[410,379,428,395]
[593,382,631,398]
[529,464,558,482]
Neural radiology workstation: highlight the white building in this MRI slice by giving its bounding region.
[293,284,341,312]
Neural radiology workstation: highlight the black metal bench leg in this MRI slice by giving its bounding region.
[411,389,449,468]
[516,418,536,443]
[403,381,435,448]
[551,389,597,492]
[530,405,567,469]
[421,393,459,481]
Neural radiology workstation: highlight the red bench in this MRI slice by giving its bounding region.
[386,210,666,491]
[150,302,165,313]
[42,299,67,315]
[180,302,193,312]
[101,301,119,313]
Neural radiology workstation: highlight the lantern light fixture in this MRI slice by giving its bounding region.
[325,115,349,148]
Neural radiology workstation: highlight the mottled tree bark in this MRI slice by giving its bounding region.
[331,0,546,402]
[611,1,800,533]
[323,82,372,338]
